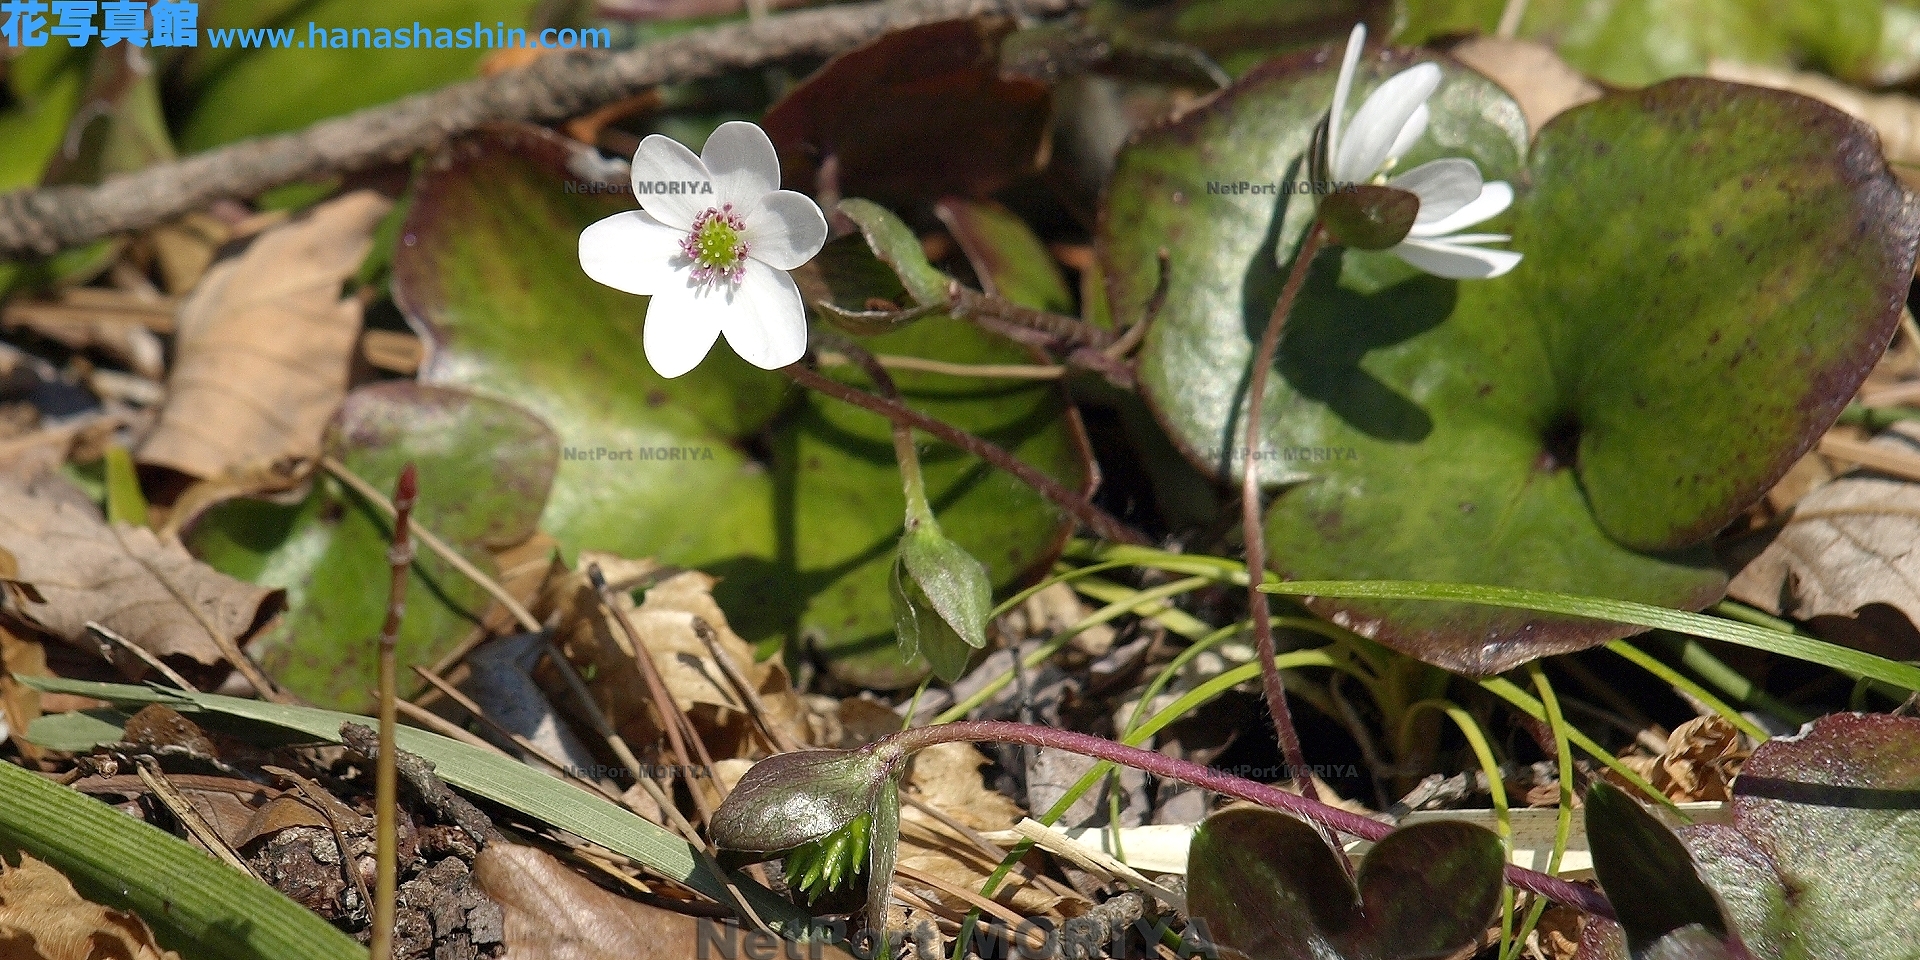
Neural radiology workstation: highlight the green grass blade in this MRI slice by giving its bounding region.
[0,758,367,960]
[1260,580,1920,691]
[16,677,815,936]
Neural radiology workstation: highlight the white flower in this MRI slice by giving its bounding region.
[579,121,828,378]
[1320,24,1520,280]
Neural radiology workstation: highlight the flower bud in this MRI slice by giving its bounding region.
[889,521,993,682]
[709,748,895,854]
[1319,184,1420,251]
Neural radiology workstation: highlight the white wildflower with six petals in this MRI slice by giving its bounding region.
[579,121,828,378]
[1319,24,1521,279]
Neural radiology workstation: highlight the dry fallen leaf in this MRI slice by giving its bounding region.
[0,853,182,960]
[1,287,171,379]
[893,742,1066,922]
[0,622,46,760]
[1645,716,1748,803]
[1729,424,1920,659]
[474,842,858,960]
[137,190,391,481]
[544,555,810,760]
[1449,37,1602,135]
[0,472,283,668]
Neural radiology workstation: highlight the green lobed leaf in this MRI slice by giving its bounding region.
[191,382,558,710]
[1684,713,1920,960]
[393,125,1091,687]
[0,746,368,960]
[1106,45,1918,673]
[1187,806,1504,960]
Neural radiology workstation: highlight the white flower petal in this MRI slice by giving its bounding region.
[1384,103,1429,169]
[1406,181,1514,238]
[1392,236,1522,279]
[1333,63,1441,184]
[643,285,724,378]
[743,190,828,270]
[1422,233,1510,245]
[1326,23,1366,178]
[632,134,712,231]
[702,120,783,207]
[712,259,809,370]
[1391,158,1483,224]
[579,210,690,296]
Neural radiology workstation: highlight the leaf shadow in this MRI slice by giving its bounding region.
[1230,170,1453,452]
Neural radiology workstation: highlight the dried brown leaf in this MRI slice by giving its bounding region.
[0,623,46,760]
[894,743,1062,920]
[545,555,810,760]
[137,190,391,481]
[0,853,182,960]
[1729,424,1920,659]
[1645,716,1748,803]
[0,472,283,667]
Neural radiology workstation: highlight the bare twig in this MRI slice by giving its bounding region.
[693,616,801,754]
[133,756,257,876]
[371,463,416,960]
[86,621,197,691]
[0,0,1091,259]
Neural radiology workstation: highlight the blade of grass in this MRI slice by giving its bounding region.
[1478,676,1671,808]
[1259,580,1920,691]
[1505,666,1575,960]
[1605,640,1767,741]
[15,677,817,937]
[0,758,367,960]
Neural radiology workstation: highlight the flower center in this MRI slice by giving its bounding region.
[680,204,751,287]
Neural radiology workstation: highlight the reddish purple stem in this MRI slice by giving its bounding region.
[882,719,1616,920]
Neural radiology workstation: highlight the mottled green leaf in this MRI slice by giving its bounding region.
[1104,46,1917,672]
[394,125,1091,687]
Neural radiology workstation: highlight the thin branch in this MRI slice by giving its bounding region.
[0,0,1090,259]
[370,463,416,960]
[782,362,1146,545]
[1241,225,1326,803]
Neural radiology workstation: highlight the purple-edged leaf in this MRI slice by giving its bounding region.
[1585,782,1740,958]
[1576,921,1743,960]
[1187,807,1502,960]
[1103,41,1920,673]
[1684,713,1920,960]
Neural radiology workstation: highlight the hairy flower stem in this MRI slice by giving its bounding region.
[879,719,1615,920]
[782,362,1146,545]
[371,463,417,960]
[1243,224,1328,802]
